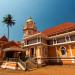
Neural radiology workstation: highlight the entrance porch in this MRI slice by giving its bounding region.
[3,47,26,61]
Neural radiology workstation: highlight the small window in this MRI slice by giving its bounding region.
[61,47,66,55]
[28,30,33,35]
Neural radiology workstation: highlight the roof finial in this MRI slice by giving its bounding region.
[29,16,32,19]
[26,16,33,22]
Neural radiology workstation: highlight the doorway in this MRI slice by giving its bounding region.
[30,48,35,57]
[5,51,14,58]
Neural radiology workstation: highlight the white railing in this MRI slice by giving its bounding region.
[50,40,75,46]
[18,59,26,71]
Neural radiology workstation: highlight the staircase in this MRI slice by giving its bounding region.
[1,61,17,70]
[0,58,38,71]
[18,59,26,71]
[26,58,38,70]
[1,61,7,68]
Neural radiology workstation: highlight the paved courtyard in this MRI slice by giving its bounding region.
[0,65,75,75]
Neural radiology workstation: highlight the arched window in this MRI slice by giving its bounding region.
[61,47,66,55]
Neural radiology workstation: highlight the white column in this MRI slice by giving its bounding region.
[55,46,60,62]
[40,36,42,43]
[53,38,55,45]
[37,46,42,64]
[69,45,74,63]
[40,36,41,42]
[55,38,57,44]
[68,35,71,41]
[65,36,67,42]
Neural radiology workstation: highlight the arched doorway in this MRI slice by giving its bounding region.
[30,48,35,57]
[61,47,66,56]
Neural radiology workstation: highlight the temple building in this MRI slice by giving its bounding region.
[0,17,75,70]
[22,17,75,65]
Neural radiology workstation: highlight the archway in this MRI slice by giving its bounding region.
[30,48,35,57]
[61,47,66,55]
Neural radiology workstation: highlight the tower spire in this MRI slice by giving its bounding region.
[29,16,32,19]
[23,17,38,37]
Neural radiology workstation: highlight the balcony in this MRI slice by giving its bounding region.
[24,37,41,47]
[24,36,49,47]
[49,34,75,46]
[23,33,75,46]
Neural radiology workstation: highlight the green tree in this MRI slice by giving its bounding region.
[2,14,15,40]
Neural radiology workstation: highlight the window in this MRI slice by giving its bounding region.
[38,37,40,42]
[65,35,70,41]
[48,39,53,45]
[70,35,75,41]
[28,30,33,35]
[61,47,66,55]
[57,37,65,43]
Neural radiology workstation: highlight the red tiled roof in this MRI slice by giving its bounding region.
[0,36,8,42]
[42,22,75,36]
[2,41,20,49]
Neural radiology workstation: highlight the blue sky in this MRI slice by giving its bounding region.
[0,0,75,41]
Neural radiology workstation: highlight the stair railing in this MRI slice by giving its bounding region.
[18,58,27,71]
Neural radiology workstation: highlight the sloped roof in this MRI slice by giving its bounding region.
[42,22,75,37]
[0,36,8,42]
[2,41,20,49]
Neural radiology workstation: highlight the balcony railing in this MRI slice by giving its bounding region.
[24,37,48,46]
[49,35,75,46]
[27,39,37,45]
[23,34,75,46]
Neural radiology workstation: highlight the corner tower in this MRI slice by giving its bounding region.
[23,17,38,37]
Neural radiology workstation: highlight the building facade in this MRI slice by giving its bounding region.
[0,36,25,61]
[22,17,75,65]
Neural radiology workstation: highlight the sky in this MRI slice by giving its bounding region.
[0,0,75,41]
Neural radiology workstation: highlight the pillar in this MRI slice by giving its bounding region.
[36,46,43,65]
[69,45,74,63]
[55,46,60,63]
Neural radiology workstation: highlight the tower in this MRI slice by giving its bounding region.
[23,17,38,37]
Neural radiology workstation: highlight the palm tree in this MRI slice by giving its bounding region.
[2,14,15,40]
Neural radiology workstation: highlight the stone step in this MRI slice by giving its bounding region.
[1,61,17,70]
[26,61,37,70]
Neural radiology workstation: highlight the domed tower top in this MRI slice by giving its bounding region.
[23,17,38,37]
[24,17,37,30]
[26,16,33,22]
